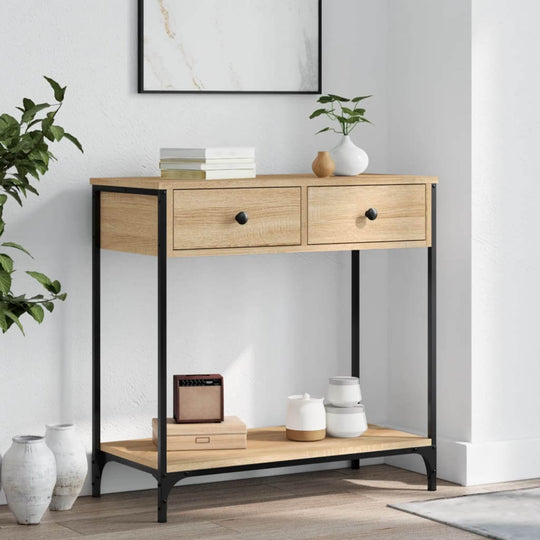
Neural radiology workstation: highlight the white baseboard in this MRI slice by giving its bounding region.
[463,436,540,485]
[385,432,540,486]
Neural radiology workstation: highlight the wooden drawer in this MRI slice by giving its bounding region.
[173,187,301,250]
[308,185,426,245]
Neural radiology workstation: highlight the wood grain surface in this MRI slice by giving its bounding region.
[307,185,426,245]
[101,424,431,473]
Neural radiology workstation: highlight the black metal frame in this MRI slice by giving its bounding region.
[137,0,322,95]
[92,184,437,523]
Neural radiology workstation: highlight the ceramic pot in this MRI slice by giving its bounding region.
[2,435,56,525]
[327,376,362,407]
[286,393,326,441]
[45,424,88,511]
[312,151,335,177]
[325,403,368,438]
[331,135,369,176]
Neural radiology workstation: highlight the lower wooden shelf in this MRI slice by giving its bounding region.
[101,424,431,474]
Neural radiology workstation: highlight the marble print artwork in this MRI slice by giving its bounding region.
[142,0,319,92]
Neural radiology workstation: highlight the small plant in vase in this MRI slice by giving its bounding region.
[310,94,372,176]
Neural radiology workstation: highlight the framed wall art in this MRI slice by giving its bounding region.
[138,0,321,94]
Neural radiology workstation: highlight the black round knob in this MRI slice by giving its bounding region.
[235,211,248,225]
[365,208,378,221]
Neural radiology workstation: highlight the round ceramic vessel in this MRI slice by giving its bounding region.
[46,424,88,511]
[331,135,369,176]
[325,403,368,438]
[2,435,56,525]
[326,376,362,407]
[312,151,335,177]
[286,393,326,441]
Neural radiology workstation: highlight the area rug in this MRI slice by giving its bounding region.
[390,487,540,539]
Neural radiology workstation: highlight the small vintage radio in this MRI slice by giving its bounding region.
[173,374,224,423]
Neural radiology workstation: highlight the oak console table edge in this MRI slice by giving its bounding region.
[91,174,438,523]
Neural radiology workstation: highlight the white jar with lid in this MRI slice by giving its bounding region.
[327,376,362,407]
[325,403,367,438]
[286,393,326,442]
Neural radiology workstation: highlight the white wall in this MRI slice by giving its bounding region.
[383,0,540,486]
[384,0,472,484]
[469,0,540,484]
[0,0,390,501]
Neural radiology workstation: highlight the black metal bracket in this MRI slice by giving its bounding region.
[416,446,437,491]
[91,450,106,497]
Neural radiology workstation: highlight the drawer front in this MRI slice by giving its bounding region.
[174,187,301,250]
[308,185,426,245]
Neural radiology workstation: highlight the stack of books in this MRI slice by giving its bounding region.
[159,147,256,180]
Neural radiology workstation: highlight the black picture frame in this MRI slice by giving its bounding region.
[137,0,322,95]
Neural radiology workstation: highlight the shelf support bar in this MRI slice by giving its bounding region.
[427,184,437,490]
[351,250,360,470]
[157,189,169,522]
[92,186,103,497]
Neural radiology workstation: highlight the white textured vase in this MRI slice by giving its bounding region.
[2,435,56,525]
[331,135,369,176]
[45,424,88,511]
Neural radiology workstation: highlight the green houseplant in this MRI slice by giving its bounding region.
[0,76,83,334]
[309,93,372,176]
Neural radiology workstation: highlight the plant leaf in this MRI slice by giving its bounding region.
[309,108,327,119]
[1,242,33,258]
[28,304,45,323]
[0,253,14,272]
[43,76,66,102]
[0,269,11,294]
[317,96,334,103]
[63,132,83,152]
[43,301,54,313]
[26,270,52,287]
[328,94,349,102]
[49,125,64,141]
[23,98,36,110]
[21,103,51,123]
[351,95,372,103]
[51,279,62,294]
[316,127,331,134]
[5,310,24,334]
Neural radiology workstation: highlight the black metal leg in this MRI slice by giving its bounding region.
[92,186,102,497]
[157,473,183,523]
[427,184,437,490]
[157,190,168,522]
[417,446,437,491]
[351,250,360,470]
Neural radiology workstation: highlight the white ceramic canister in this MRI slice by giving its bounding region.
[327,376,362,407]
[325,403,368,438]
[331,135,369,176]
[45,424,88,511]
[286,393,326,442]
[2,435,57,525]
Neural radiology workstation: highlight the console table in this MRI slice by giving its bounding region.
[91,173,438,523]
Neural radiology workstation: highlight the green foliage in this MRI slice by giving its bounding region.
[0,76,83,334]
[309,94,373,136]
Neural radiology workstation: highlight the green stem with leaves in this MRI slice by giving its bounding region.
[0,76,83,334]
[309,94,373,136]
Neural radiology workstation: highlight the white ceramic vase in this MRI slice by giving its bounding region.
[331,135,369,176]
[2,435,56,525]
[45,424,88,511]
